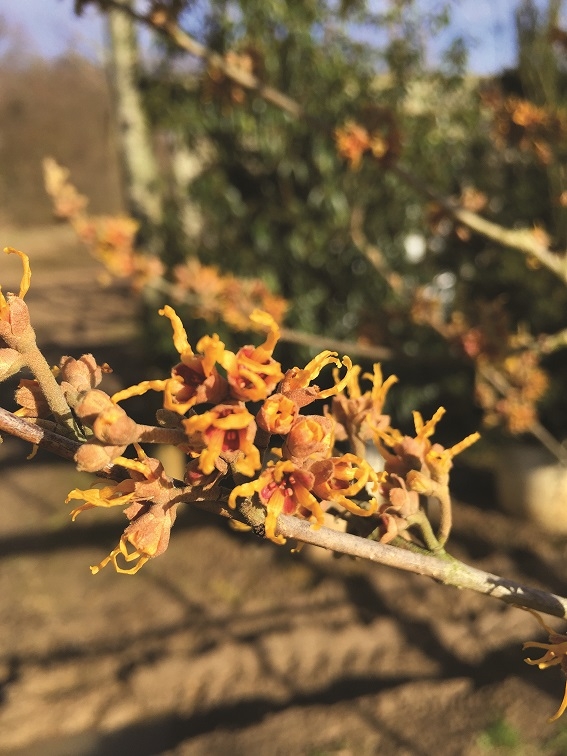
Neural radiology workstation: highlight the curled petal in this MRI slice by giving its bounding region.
[4,248,31,299]
[66,481,135,519]
[310,453,380,516]
[159,304,194,358]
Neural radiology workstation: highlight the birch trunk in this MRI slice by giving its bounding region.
[105,0,163,249]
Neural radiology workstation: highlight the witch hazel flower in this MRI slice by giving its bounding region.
[0,248,32,352]
[310,453,380,516]
[182,401,261,477]
[68,446,183,575]
[221,309,284,402]
[256,392,298,435]
[280,350,356,408]
[374,407,479,546]
[332,362,398,444]
[229,459,321,544]
[112,304,228,414]
[0,248,75,429]
[282,414,335,465]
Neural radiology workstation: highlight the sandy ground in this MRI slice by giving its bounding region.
[2,226,567,755]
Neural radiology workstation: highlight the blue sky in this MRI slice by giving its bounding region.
[0,0,562,74]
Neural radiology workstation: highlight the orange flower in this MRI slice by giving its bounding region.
[335,121,371,169]
[183,402,261,477]
[282,414,335,464]
[42,156,89,220]
[221,310,284,401]
[523,609,567,722]
[281,351,356,409]
[0,248,32,342]
[91,499,179,575]
[73,214,140,278]
[112,305,228,414]
[310,453,380,515]
[229,459,321,544]
[68,452,182,574]
[376,407,479,486]
[332,362,397,442]
[425,432,480,485]
[256,393,298,435]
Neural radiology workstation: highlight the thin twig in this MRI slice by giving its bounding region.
[478,363,567,466]
[392,164,567,285]
[99,0,303,118]
[350,205,406,297]
[276,515,567,620]
[279,327,392,361]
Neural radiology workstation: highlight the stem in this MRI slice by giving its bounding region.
[435,488,453,547]
[136,424,188,445]
[18,340,75,433]
[407,510,443,552]
[275,515,567,619]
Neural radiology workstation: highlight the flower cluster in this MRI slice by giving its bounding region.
[42,157,287,328]
[334,111,401,170]
[109,307,381,546]
[374,408,479,546]
[411,294,549,435]
[482,87,567,167]
[0,251,479,574]
[67,446,182,575]
[172,258,287,331]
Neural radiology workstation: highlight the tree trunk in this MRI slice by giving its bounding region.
[105,0,163,250]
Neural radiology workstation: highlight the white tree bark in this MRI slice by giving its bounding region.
[105,0,163,242]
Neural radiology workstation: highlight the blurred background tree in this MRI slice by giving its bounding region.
[7,0,567,449]
[113,0,567,447]
[103,0,481,435]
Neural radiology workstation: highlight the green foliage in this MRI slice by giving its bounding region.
[476,717,522,751]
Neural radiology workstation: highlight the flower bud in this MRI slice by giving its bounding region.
[92,405,139,445]
[74,389,115,425]
[75,441,127,473]
[59,354,105,393]
[283,415,334,464]
[0,295,31,341]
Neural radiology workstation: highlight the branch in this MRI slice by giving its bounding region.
[279,326,392,362]
[98,0,567,284]
[275,515,567,619]
[2,406,567,619]
[350,205,406,297]
[90,1,567,308]
[98,0,302,118]
[392,164,567,285]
